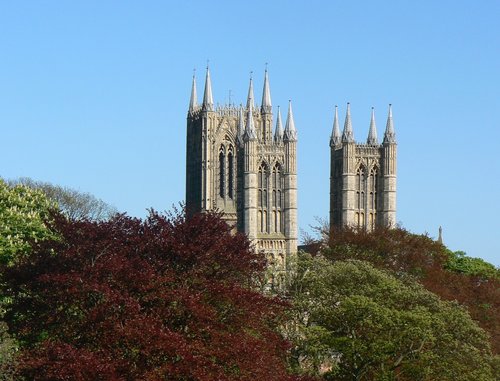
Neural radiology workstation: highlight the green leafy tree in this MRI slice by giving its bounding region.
[0,322,17,381]
[0,179,57,266]
[320,227,500,354]
[7,177,118,221]
[284,254,497,381]
[0,179,58,380]
[446,250,500,280]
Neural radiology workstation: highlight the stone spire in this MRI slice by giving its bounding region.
[284,100,297,142]
[244,98,257,141]
[189,73,197,112]
[237,105,245,145]
[438,226,443,244]
[274,105,284,143]
[330,105,341,147]
[342,102,354,143]
[367,107,378,145]
[261,69,272,114]
[246,74,255,109]
[202,66,213,111]
[383,104,396,143]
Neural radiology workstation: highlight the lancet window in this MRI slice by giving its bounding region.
[355,166,367,228]
[272,163,283,233]
[227,145,234,199]
[355,166,366,211]
[218,142,235,200]
[219,146,225,198]
[368,167,378,230]
[258,163,269,233]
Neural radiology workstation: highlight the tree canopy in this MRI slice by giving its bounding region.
[0,179,57,266]
[7,177,118,221]
[2,210,299,381]
[284,254,498,381]
[321,227,500,354]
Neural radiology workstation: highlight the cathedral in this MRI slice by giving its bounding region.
[329,103,397,230]
[185,67,396,266]
[185,68,297,275]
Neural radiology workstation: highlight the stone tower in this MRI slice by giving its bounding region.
[329,103,396,230]
[186,67,298,275]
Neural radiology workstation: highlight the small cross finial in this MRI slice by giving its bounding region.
[206,59,210,70]
[265,62,268,72]
[229,89,232,105]
[193,68,196,78]
[250,70,253,79]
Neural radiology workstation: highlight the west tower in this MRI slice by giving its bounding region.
[186,68,298,277]
[330,103,396,230]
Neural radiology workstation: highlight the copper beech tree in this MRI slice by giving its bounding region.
[2,211,305,381]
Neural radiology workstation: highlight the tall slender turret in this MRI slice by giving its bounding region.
[189,73,197,112]
[283,101,297,142]
[202,67,213,111]
[330,105,341,147]
[381,104,397,227]
[383,104,396,143]
[342,102,354,143]
[274,106,284,143]
[237,105,245,146]
[282,100,298,257]
[261,69,272,113]
[244,78,257,141]
[246,75,255,109]
[367,107,378,145]
[261,69,273,142]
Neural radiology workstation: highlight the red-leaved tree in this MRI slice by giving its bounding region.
[3,211,300,380]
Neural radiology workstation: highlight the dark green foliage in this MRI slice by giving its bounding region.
[322,227,500,354]
[445,250,500,280]
[284,253,498,381]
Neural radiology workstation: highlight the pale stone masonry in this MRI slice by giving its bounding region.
[330,103,397,230]
[186,68,297,277]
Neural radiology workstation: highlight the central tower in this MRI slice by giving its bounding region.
[186,68,298,277]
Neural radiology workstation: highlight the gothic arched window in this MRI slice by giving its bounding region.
[369,167,378,212]
[356,166,366,210]
[227,145,234,199]
[272,163,283,233]
[258,163,269,233]
[219,146,225,198]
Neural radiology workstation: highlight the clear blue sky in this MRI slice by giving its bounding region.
[1,1,499,265]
